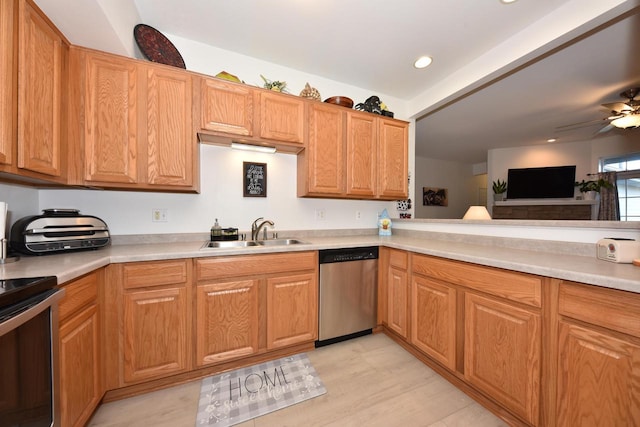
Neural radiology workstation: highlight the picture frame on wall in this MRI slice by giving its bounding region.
[423,187,448,206]
[243,162,267,197]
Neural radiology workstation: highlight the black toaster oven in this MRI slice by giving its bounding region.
[10,209,110,255]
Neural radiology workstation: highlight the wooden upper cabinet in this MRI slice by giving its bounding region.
[258,91,304,144]
[81,50,139,184]
[300,103,344,195]
[346,112,376,197]
[71,47,198,192]
[17,0,65,178]
[200,78,253,136]
[0,0,15,166]
[145,67,194,187]
[377,118,408,199]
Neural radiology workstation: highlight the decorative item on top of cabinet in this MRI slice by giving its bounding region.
[299,82,321,101]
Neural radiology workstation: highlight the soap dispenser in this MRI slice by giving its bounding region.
[211,218,222,240]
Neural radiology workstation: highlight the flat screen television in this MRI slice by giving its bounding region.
[506,165,576,199]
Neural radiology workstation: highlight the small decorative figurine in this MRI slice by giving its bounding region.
[378,209,392,236]
[260,75,287,93]
[299,82,321,101]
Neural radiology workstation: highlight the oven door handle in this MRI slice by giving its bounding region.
[0,288,65,337]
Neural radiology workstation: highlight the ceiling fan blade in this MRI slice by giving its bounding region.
[555,118,607,131]
[595,123,615,134]
[601,102,631,112]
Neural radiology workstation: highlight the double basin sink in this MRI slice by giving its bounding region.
[201,239,308,249]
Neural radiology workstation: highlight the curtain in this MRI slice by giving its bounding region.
[598,171,619,220]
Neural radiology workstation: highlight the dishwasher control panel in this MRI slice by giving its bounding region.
[319,246,379,263]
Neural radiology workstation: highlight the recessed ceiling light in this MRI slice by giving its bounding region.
[547,138,557,143]
[414,56,433,69]
[501,0,518,4]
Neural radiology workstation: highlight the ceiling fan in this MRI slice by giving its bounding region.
[557,87,640,133]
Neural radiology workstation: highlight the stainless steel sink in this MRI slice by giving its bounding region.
[201,241,260,249]
[256,239,308,246]
[200,239,308,249]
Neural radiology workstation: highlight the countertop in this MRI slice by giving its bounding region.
[1,234,639,293]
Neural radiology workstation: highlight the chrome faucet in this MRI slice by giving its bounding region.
[251,217,275,241]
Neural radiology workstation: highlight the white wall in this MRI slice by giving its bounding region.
[36,145,395,236]
[414,156,475,219]
[0,184,39,237]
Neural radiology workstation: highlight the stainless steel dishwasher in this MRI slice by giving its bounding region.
[316,246,378,347]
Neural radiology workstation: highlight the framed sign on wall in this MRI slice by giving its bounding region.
[243,162,267,197]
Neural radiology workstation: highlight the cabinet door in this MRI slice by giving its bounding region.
[305,103,344,195]
[411,276,456,370]
[0,0,14,166]
[387,266,409,339]
[196,280,259,366]
[346,112,376,197]
[123,287,189,383]
[377,118,408,199]
[59,304,100,427]
[465,293,541,425]
[83,52,139,184]
[200,78,253,136]
[267,272,318,349]
[557,321,640,426]
[146,66,194,187]
[17,0,63,176]
[258,91,304,143]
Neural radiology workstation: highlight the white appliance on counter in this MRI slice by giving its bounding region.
[597,238,640,263]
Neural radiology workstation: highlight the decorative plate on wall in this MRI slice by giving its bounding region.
[133,24,186,69]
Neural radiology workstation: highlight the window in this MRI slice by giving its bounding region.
[601,153,640,221]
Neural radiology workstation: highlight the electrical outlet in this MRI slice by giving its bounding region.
[152,208,168,222]
[355,211,362,220]
[315,209,326,221]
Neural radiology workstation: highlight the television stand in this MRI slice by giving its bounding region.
[493,199,599,220]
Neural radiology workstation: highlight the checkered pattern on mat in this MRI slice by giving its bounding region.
[196,353,326,426]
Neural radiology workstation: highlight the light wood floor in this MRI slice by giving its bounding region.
[88,333,508,427]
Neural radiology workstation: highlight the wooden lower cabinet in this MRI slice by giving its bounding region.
[556,280,640,426]
[58,271,102,427]
[464,292,541,425]
[410,275,456,370]
[556,321,640,426]
[266,273,317,349]
[123,286,190,383]
[386,249,409,339]
[194,252,318,366]
[195,279,259,366]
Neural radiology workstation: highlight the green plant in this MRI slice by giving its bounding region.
[574,178,614,193]
[492,179,507,194]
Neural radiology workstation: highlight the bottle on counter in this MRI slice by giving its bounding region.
[211,218,222,240]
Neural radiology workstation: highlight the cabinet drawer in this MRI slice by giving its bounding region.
[196,251,317,281]
[559,281,640,339]
[412,254,542,308]
[123,260,189,289]
[59,271,99,322]
[389,249,408,270]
